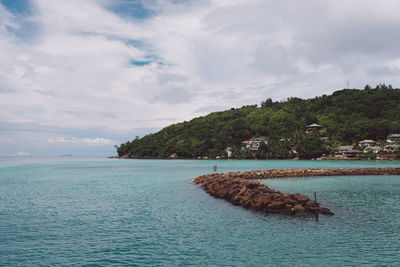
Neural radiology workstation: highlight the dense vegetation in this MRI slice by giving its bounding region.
[116,87,400,159]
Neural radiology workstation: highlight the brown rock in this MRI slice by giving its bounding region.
[292,194,310,202]
[306,200,317,207]
[268,201,286,210]
[317,207,335,216]
[285,204,293,209]
[292,204,305,212]
[194,167,400,217]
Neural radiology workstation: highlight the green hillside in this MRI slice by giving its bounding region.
[116,87,400,159]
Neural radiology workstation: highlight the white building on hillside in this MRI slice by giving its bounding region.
[249,137,267,151]
[384,144,400,152]
[359,140,376,146]
[387,134,400,143]
[364,146,382,154]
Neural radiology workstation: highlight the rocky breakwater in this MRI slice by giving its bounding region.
[193,167,400,216]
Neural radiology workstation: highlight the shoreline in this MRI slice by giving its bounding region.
[109,155,400,161]
[193,167,400,217]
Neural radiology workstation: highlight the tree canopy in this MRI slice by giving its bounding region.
[116,87,400,159]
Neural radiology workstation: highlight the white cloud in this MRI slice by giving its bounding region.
[46,136,113,145]
[0,4,17,31]
[1,0,400,155]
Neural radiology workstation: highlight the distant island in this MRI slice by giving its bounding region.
[116,85,400,160]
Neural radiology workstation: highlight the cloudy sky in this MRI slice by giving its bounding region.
[1,0,400,156]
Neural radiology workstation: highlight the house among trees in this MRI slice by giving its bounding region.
[343,149,362,158]
[242,140,251,149]
[358,139,376,146]
[305,123,322,133]
[225,147,232,158]
[384,144,400,152]
[336,145,351,158]
[249,137,267,151]
[387,134,400,143]
[337,145,354,153]
[364,146,382,154]
[336,145,363,158]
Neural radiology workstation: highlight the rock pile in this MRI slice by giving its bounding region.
[194,167,400,216]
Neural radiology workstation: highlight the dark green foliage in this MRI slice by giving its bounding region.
[116,88,400,158]
[255,139,293,159]
[260,98,273,107]
[359,153,377,160]
[296,133,328,159]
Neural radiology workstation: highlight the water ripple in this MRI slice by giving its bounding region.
[0,158,399,266]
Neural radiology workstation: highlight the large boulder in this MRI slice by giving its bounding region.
[292,204,305,212]
[268,201,286,210]
[306,200,317,207]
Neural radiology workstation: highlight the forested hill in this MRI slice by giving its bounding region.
[116,88,400,159]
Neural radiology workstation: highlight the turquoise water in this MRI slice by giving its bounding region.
[1,157,400,266]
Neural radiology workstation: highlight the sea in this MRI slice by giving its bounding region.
[0,157,399,266]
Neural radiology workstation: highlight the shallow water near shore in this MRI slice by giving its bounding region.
[1,157,400,266]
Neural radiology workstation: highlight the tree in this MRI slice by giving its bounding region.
[304,112,317,125]
[376,83,388,90]
[255,142,268,159]
[261,98,273,107]
[116,88,400,159]
[296,134,327,159]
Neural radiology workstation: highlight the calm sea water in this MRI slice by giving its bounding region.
[1,157,400,266]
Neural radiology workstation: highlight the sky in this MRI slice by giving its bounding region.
[1,0,400,156]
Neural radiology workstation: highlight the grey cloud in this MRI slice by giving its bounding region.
[0,119,160,153]
[33,89,59,97]
[252,44,298,76]
[194,105,229,113]
[366,66,400,76]
[277,10,400,76]
[62,110,118,119]
[0,120,93,136]
[151,86,194,104]
[0,79,17,93]
[200,1,400,81]
[0,87,16,93]
[155,117,177,121]
[2,0,400,156]
[157,72,188,84]
[325,22,400,56]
